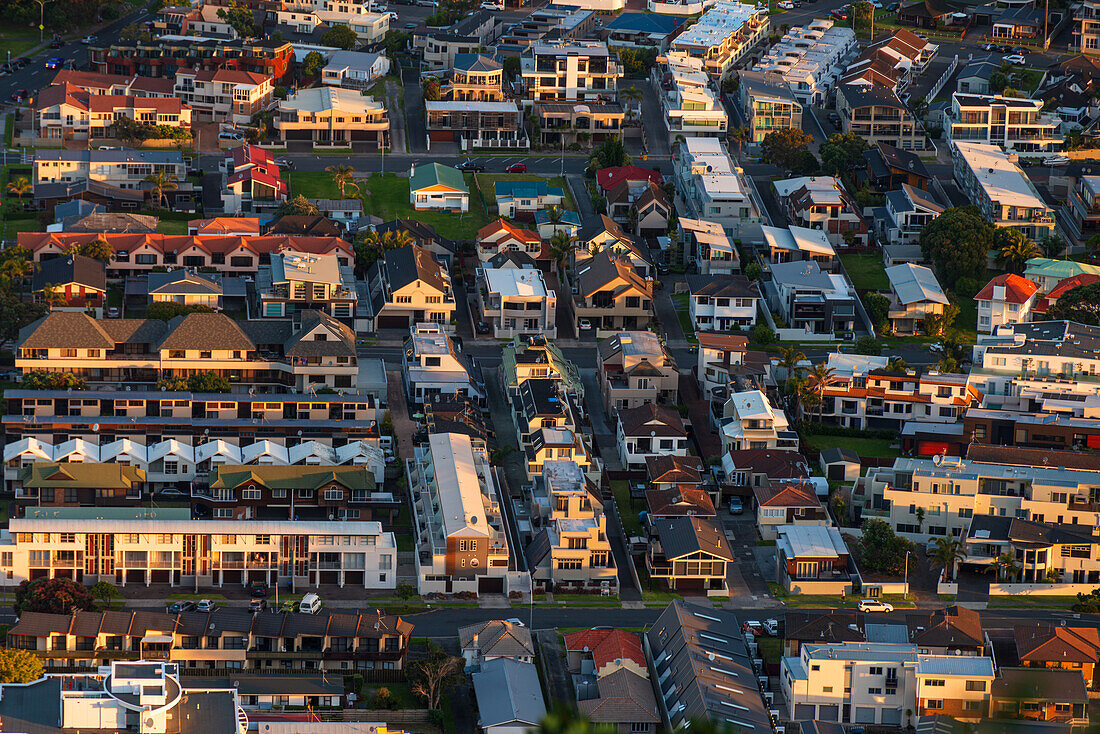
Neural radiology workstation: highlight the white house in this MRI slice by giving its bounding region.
[720,390,796,451]
[616,404,688,469]
[402,323,485,405]
[687,274,760,331]
[974,273,1040,333]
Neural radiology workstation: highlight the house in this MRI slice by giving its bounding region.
[877,183,945,246]
[221,145,288,215]
[275,86,389,149]
[477,219,543,264]
[50,68,175,97]
[945,93,1061,157]
[841,30,937,93]
[695,332,769,402]
[720,390,796,452]
[667,2,769,80]
[1022,257,1100,293]
[646,486,716,521]
[606,180,671,237]
[565,628,648,679]
[862,143,932,191]
[146,270,224,310]
[425,100,527,152]
[14,462,146,516]
[31,254,107,310]
[646,516,733,595]
[820,447,860,481]
[409,163,469,212]
[738,69,802,143]
[402,323,484,405]
[766,260,859,335]
[62,210,158,234]
[680,217,740,275]
[598,330,678,412]
[1014,624,1100,689]
[898,0,961,28]
[885,263,949,334]
[494,180,565,219]
[953,142,1055,240]
[519,41,623,102]
[309,199,363,228]
[459,620,535,671]
[405,432,512,596]
[413,12,498,71]
[762,224,837,269]
[188,216,261,236]
[991,668,1089,726]
[653,53,729,145]
[753,20,858,105]
[776,524,856,594]
[753,481,829,540]
[34,83,192,143]
[1032,273,1100,318]
[514,378,576,446]
[579,215,653,279]
[956,56,1001,95]
[443,54,505,102]
[646,453,704,490]
[687,274,760,332]
[472,659,547,734]
[568,630,660,733]
[501,335,584,401]
[774,176,867,247]
[257,251,356,321]
[367,244,455,331]
[604,12,684,49]
[837,84,928,151]
[569,249,653,336]
[724,449,811,491]
[321,50,391,90]
[174,68,273,125]
[596,166,663,196]
[974,273,1040,333]
[535,208,581,241]
[199,464,388,522]
[646,602,773,730]
[265,214,343,238]
[616,404,688,469]
[476,267,557,339]
[1069,174,1100,240]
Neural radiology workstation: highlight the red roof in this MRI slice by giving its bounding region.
[973,273,1039,304]
[477,217,540,244]
[563,629,646,671]
[596,166,663,193]
[697,332,748,351]
[19,233,351,259]
[1048,272,1100,300]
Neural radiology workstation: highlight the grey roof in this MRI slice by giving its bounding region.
[35,148,184,165]
[382,244,448,293]
[886,263,949,305]
[453,52,502,73]
[34,178,145,202]
[914,655,994,676]
[148,270,222,296]
[900,182,945,213]
[325,49,386,72]
[472,658,547,728]
[958,56,1000,81]
[487,250,538,269]
[266,215,343,236]
[739,70,799,104]
[769,260,834,289]
[159,313,256,351]
[183,676,343,696]
[0,677,63,734]
[459,620,535,657]
[652,516,733,561]
[864,623,910,644]
[32,254,107,293]
[687,274,760,300]
[577,668,661,724]
[820,447,860,465]
[840,83,907,111]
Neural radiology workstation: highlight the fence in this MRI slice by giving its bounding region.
[989,582,1100,596]
[925,54,961,103]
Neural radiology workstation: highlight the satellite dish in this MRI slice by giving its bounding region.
[470,515,478,524]
[146,718,156,729]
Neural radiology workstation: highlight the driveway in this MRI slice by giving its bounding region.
[385,369,416,462]
[631,78,670,158]
[535,629,572,706]
[721,515,773,600]
[400,66,426,154]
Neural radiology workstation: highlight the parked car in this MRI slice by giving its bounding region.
[157,486,187,497]
[884,1,898,9]
[279,600,296,613]
[106,306,122,317]
[248,599,268,613]
[777,1,794,8]
[404,22,418,28]
[729,496,744,514]
[168,600,197,613]
[829,8,847,19]
[45,57,63,69]
[456,159,486,172]
[218,131,244,141]
[505,162,527,173]
[1011,46,1028,55]
[858,598,894,613]
[480,0,504,8]
[196,599,216,612]
[476,320,491,334]
[505,617,526,626]
[1003,54,1026,65]
[49,39,62,48]
[577,318,593,330]
[274,157,295,169]
[249,582,269,598]
[1043,155,1070,166]
[656,261,670,275]
[10,89,27,102]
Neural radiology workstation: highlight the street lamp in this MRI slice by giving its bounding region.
[35,0,52,44]
[903,549,911,596]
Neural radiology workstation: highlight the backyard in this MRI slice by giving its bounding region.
[669,292,697,342]
[611,480,643,538]
[839,252,890,291]
[803,433,900,459]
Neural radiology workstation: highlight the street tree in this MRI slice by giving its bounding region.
[15,578,94,614]
[300,51,325,79]
[216,1,260,37]
[0,650,42,684]
[1048,281,1100,325]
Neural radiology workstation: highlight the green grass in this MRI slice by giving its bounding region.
[757,636,782,662]
[804,434,900,459]
[365,74,401,101]
[1009,67,1045,94]
[156,219,188,235]
[952,294,978,343]
[473,173,577,211]
[987,595,1082,608]
[365,172,488,241]
[1,219,39,240]
[611,480,643,537]
[3,116,13,148]
[669,292,697,343]
[840,252,889,291]
[287,171,348,200]
[0,30,39,61]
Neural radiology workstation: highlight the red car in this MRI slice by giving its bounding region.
[505,162,527,173]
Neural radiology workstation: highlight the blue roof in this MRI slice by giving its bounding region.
[535,209,581,225]
[494,180,563,200]
[605,11,684,34]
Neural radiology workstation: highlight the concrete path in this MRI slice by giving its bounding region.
[385,80,408,155]
[386,369,416,461]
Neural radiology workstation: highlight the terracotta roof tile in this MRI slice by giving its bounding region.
[973,273,1039,304]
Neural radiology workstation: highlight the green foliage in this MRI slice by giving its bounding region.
[862,292,890,331]
[993,227,1041,274]
[372,687,400,710]
[820,132,870,176]
[589,136,630,170]
[114,116,191,144]
[503,56,521,78]
[321,24,359,50]
[145,302,216,321]
[751,323,776,345]
[0,649,43,685]
[615,47,658,75]
[1039,232,1066,258]
[279,195,321,217]
[1048,282,1100,325]
[920,206,994,289]
[381,30,411,56]
[65,238,114,262]
[301,51,325,79]
[590,193,607,215]
[423,78,441,102]
[216,1,260,37]
[989,70,1008,95]
[158,372,232,393]
[22,371,86,390]
[744,261,762,281]
[90,581,121,608]
[395,581,417,601]
[922,302,959,338]
[792,150,820,176]
[15,578,94,615]
[952,276,986,300]
[9,0,118,30]
[854,336,881,356]
[1073,588,1100,613]
[760,128,814,171]
[858,519,917,576]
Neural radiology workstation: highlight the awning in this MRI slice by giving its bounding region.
[142,635,173,644]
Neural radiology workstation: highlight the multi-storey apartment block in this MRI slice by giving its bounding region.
[426,100,527,151]
[598,331,678,411]
[174,68,273,125]
[668,2,769,80]
[1075,0,1100,52]
[257,251,357,321]
[837,84,928,151]
[753,20,857,105]
[945,93,1062,156]
[952,142,1055,239]
[34,149,187,190]
[519,42,622,102]
[502,335,584,402]
[35,83,191,143]
[476,267,557,340]
[1,507,395,589]
[91,37,294,82]
[673,137,763,238]
[405,432,514,595]
[737,69,803,143]
[275,86,389,148]
[963,513,1100,585]
[968,320,1100,402]
[652,54,729,145]
[402,322,484,405]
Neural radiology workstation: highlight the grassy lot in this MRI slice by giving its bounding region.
[0,30,39,61]
[364,75,401,101]
[952,293,978,343]
[287,171,350,200]
[757,636,782,662]
[804,433,900,459]
[1010,67,1045,94]
[840,252,889,291]
[637,566,681,601]
[669,292,698,343]
[366,172,488,241]
[1,219,39,240]
[611,480,643,537]
[473,173,577,211]
[987,595,1082,609]
[156,219,189,235]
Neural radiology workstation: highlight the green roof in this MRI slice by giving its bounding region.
[21,507,191,520]
[501,337,583,397]
[18,462,145,488]
[409,163,469,194]
[1025,257,1100,279]
[209,465,376,491]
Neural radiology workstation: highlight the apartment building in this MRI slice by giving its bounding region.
[276,6,389,42]
[652,54,729,145]
[174,68,273,125]
[753,20,858,105]
[275,86,389,148]
[945,93,1062,156]
[51,68,175,97]
[13,463,145,517]
[737,69,803,143]
[969,321,1100,402]
[526,460,617,594]
[366,244,455,330]
[16,309,358,392]
[696,332,769,402]
[1,507,395,589]
[952,142,1055,240]
[405,432,514,595]
[257,251,356,320]
[7,610,411,672]
[774,176,867,246]
[91,37,294,82]
[837,84,928,152]
[1075,0,1100,53]
[975,273,1040,332]
[412,12,497,70]
[512,378,592,478]
[687,274,760,331]
[35,83,191,143]
[426,100,526,152]
[767,260,859,334]
[502,335,584,402]
[680,216,740,275]
[668,2,769,80]
[673,137,763,238]
[402,323,484,405]
[720,389,796,452]
[597,331,678,412]
[519,42,622,102]
[476,267,557,340]
[963,513,1100,585]
[1024,258,1100,294]
[568,250,653,336]
[34,149,187,190]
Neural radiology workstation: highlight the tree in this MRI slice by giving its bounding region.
[854,336,881,355]
[503,55,521,79]
[300,50,325,79]
[145,302,216,321]
[187,372,232,393]
[989,70,1009,95]
[920,206,994,288]
[994,227,1041,274]
[422,77,441,101]
[5,176,31,198]
[69,237,114,263]
[1048,281,1100,325]
[355,229,413,270]
[820,132,870,176]
[760,128,814,171]
[589,136,630,171]
[15,577,94,614]
[744,261,762,281]
[0,649,43,685]
[0,248,35,293]
[911,96,930,120]
[395,581,417,600]
[326,164,359,197]
[929,537,965,582]
[887,357,908,372]
[90,580,121,609]
[216,1,260,37]
[549,230,579,275]
[923,302,959,338]
[321,24,359,50]
[1039,232,1065,258]
[409,645,463,711]
[863,292,891,332]
[792,150,820,176]
[0,293,47,342]
[278,195,320,217]
[620,85,643,122]
[777,346,806,393]
[849,0,874,33]
[144,171,180,209]
[858,519,916,576]
[990,551,1019,582]
[914,506,925,532]
[805,363,835,422]
[729,126,751,157]
[537,708,617,734]
[40,284,67,309]
[21,370,85,390]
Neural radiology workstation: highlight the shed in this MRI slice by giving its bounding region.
[819,447,860,481]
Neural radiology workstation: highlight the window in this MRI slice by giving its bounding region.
[870,667,883,675]
[59,533,75,543]
[868,687,882,695]
[629,724,649,733]
[380,555,392,570]
[325,489,344,500]
[242,489,261,500]
[926,679,945,687]
[964,701,982,711]
[926,700,944,710]
[60,348,76,357]
[965,680,986,692]
[164,460,178,475]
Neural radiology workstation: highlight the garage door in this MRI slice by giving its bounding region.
[478,575,504,594]
[918,440,951,455]
[817,705,839,721]
[794,705,816,720]
[377,314,410,330]
[855,707,876,723]
[827,465,843,480]
[881,708,902,725]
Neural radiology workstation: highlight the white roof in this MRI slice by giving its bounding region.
[825,352,890,378]
[773,175,843,199]
[54,438,98,462]
[147,439,194,464]
[4,437,53,463]
[679,217,725,236]
[728,390,772,420]
[288,440,338,465]
[242,440,289,464]
[194,440,242,465]
[425,100,520,113]
[886,263,949,305]
[429,432,492,539]
[954,141,1048,211]
[672,1,759,50]
[99,438,148,464]
[483,267,550,298]
[11,515,387,536]
[274,251,341,285]
[762,225,836,257]
[280,85,386,115]
[776,524,847,559]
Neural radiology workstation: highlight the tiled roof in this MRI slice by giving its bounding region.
[697,331,748,351]
[752,481,821,508]
[478,218,540,244]
[563,628,647,671]
[616,403,684,436]
[577,668,660,724]
[1015,624,1100,664]
[645,486,715,517]
[973,273,1039,304]
[596,165,663,193]
[459,620,535,658]
[645,455,703,485]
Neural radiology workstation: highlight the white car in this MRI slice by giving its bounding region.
[858,599,894,613]
[778,1,794,7]
[480,0,504,8]
[505,617,526,626]
[1043,155,1070,166]
[577,318,593,330]
[1003,54,1026,65]
[218,131,244,141]
[81,35,95,44]
[196,599,216,612]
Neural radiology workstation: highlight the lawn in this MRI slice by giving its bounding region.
[1,219,39,240]
[0,30,39,61]
[757,636,782,662]
[669,292,697,343]
[286,171,350,200]
[951,293,978,343]
[473,173,577,211]
[611,480,643,537]
[365,172,488,241]
[364,74,401,101]
[840,252,889,291]
[156,219,189,235]
[804,433,900,459]
[1010,67,1045,94]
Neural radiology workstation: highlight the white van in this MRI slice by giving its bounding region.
[298,593,322,614]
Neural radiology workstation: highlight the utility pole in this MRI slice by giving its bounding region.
[36,0,49,43]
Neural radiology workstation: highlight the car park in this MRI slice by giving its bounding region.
[1003,54,1026,65]
[858,598,894,613]
[505,162,527,173]
[168,600,197,613]
[196,599,216,612]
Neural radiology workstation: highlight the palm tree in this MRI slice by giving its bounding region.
[795,376,821,420]
[0,255,35,295]
[929,537,966,583]
[996,230,1042,274]
[729,126,751,158]
[356,229,413,268]
[806,363,835,422]
[143,171,179,209]
[886,356,908,372]
[326,164,358,197]
[778,346,806,394]
[549,229,578,275]
[6,176,31,198]
[41,284,67,309]
[620,85,643,126]
[990,552,1019,582]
